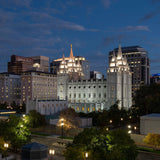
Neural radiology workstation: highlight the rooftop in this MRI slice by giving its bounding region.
[141,113,160,118]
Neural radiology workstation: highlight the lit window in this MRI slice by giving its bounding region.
[82,107,84,111]
[87,107,90,112]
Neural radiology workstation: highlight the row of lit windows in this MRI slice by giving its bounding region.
[69,93,107,98]
[69,85,106,89]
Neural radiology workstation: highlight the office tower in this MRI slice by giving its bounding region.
[8,55,33,74]
[30,56,49,72]
[109,45,150,97]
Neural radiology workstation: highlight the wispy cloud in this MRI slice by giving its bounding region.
[139,7,160,22]
[122,25,150,32]
[103,34,127,46]
[102,0,111,8]
[0,0,32,8]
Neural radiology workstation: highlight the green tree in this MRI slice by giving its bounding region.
[64,128,137,160]
[7,115,31,151]
[58,108,80,129]
[134,83,160,116]
[28,110,46,128]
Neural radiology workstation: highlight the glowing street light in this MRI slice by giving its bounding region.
[49,149,55,160]
[4,143,9,159]
[109,120,112,124]
[128,130,132,134]
[106,127,109,131]
[120,117,123,121]
[128,125,131,129]
[4,143,9,148]
[85,152,88,160]
[134,126,137,130]
[60,118,64,139]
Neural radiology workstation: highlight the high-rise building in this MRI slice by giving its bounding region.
[30,56,49,73]
[109,45,150,97]
[21,71,57,102]
[0,73,21,104]
[8,55,33,74]
[50,45,90,80]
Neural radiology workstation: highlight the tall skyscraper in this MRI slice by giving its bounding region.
[109,45,150,97]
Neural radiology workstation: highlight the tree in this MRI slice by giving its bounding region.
[6,115,31,151]
[0,137,5,153]
[134,83,160,116]
[57,108,80,129]
[28,110,46,128]
[143,133,160,150]
[64,128,137,160]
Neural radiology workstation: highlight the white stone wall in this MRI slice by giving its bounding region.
[26,99,68,115]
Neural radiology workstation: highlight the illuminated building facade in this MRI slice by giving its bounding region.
[50,45,90,80]
[0,73,21,104]
[57,44,132,112]
[21,71,57,102]
[109,45,150,97]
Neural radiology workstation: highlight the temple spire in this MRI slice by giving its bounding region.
[117,43,122,59]
[62,53,65,61]
[69,44,74,59]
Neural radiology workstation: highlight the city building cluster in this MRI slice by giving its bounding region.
[0,44,150,114]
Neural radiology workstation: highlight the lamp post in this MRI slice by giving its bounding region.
[60,118,64,139]
[4,143,9,160]
[49,149,55,160]
[85,152,88,160]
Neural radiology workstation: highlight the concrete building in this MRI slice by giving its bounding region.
[21,71,57,103]
[50,45,90,80]
[57,44,132,112]
[30,56,49,73]
[0,73,21,104]
[109,45,150,97]
[8,55,34,74]
[26,99,68,115]
[140,114,160,135]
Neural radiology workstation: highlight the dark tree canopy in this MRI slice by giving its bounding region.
[64,128,137,160]
[134,83,160,116]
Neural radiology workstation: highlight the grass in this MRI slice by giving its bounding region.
[138,147,160,154]
[58,136,74,140]
[31,132,50,136]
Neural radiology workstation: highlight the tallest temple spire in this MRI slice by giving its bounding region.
[117,43,123,59]
[69,44,74,59]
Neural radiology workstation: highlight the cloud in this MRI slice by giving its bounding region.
[139,7,160,22]
[102,0,111,8]
[103,34,127,46]
[0,0,32,8]
[151,0,160,4]
[121,25,150,32]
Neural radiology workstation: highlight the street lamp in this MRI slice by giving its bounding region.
[49,149,55,160]
[128,125,131,129]
[128,130,132,134]
[106,127,109,131]
[85,152,88,160]
[109,120,112,124]
[60,118,64,139]
[4,143,9,160]
[120,117,123,121]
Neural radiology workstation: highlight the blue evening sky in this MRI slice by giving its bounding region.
[0,0,160,76]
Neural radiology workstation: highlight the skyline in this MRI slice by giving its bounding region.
[0,0,159,75]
